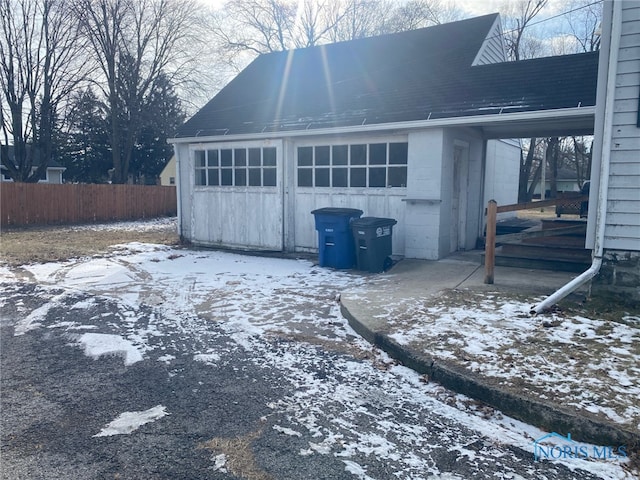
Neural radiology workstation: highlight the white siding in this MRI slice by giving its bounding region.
[472,16,507,66]
[604,2,640,251]
[484,139,521,218]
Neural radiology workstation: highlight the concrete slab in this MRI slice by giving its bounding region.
[340,256,640,449]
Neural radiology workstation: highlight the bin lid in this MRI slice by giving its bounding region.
[311,207,363,216]
[351,216,397,228]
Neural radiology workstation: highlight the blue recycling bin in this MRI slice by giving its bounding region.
[311,207,363,269]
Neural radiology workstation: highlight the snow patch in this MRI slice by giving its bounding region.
[273,425,302,437]
[14,291,70,336]
[94,405,168,437]
[76,333,143,365]
[211,453,227,472]
[194,352,221,364]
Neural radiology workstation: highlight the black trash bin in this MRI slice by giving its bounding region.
[311,207,363,269]
[351,217,397,273]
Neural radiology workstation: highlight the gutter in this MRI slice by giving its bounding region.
[167,106,595,145]
[531,1,620,315]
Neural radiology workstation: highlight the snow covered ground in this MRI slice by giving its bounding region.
[0,236,636,479]
[381,289,640,432]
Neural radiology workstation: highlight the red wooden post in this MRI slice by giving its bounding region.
[485,200,497,284]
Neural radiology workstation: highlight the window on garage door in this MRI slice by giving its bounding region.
[297,142,407,188]
[195,147,277,187]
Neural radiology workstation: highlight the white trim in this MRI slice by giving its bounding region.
[532,1,622,315]
[169,107,595,145]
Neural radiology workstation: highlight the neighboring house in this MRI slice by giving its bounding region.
[160,156,177,186]
[584,1,640,303]
[528,167,583,196]
[169,13,598,260]
[1,145,66,184]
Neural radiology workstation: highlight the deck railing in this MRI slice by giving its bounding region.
[484,196,589,284]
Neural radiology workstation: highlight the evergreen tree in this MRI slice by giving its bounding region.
[59,88,111,183]
[130,74,186,184]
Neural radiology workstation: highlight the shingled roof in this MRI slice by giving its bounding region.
[175,13,598,139]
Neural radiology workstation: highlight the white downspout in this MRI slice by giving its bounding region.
[531,1,621,315]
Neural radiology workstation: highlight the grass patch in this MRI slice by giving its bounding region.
[0,219,179,266]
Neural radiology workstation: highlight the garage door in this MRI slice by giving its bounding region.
[190,141,283,251]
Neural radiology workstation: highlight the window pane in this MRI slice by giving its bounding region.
[263,168,276,186]
[369,167,386,187]
[208,169,219,186]
[389,142,408,164]
[196,169,207,185]
[369,143,386,165]
[235,168,246,186]
[315,168,330,186]
[332,168,348,187]
[298,146,312,166]
[315,146,330,166]
[208,150,219,167]
[221,168,233,185]
[350,145,366,165]
[298,168,312,187]
[234,149,246,166]
[221,149,232,167]
[249,148,261,166]
[263,147,276,166]
[249,168,261,186]
[195,150,205,167]
[388,167,407,187]
[332,145,348,165]
[350,168,366,187]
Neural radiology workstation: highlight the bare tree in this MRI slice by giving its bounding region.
[214,0,295,55]
[76,0,200,183]
[212,0,461,56]
[386,0,461,32]
[500,0,548,60]
[326,0,392,42]
[564,0,601,53]
[0,0,86,182]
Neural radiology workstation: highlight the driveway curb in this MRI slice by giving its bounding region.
[340,302,640,449]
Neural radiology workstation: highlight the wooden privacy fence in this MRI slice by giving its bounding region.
[1,183,177,227]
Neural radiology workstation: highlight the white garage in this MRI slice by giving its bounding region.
[170,13,597,260]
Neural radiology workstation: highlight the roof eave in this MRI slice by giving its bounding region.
[168,106,596,145]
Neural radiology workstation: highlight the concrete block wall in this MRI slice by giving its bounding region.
[404,130,444,259]
[591,250,640,306]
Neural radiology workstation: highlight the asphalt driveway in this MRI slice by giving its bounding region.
[0,242,631,479]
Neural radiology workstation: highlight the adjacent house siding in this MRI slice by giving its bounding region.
[160,156,176,186]
[472,16,507,65]
[484,139,520,219]
[604,2,640,251]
